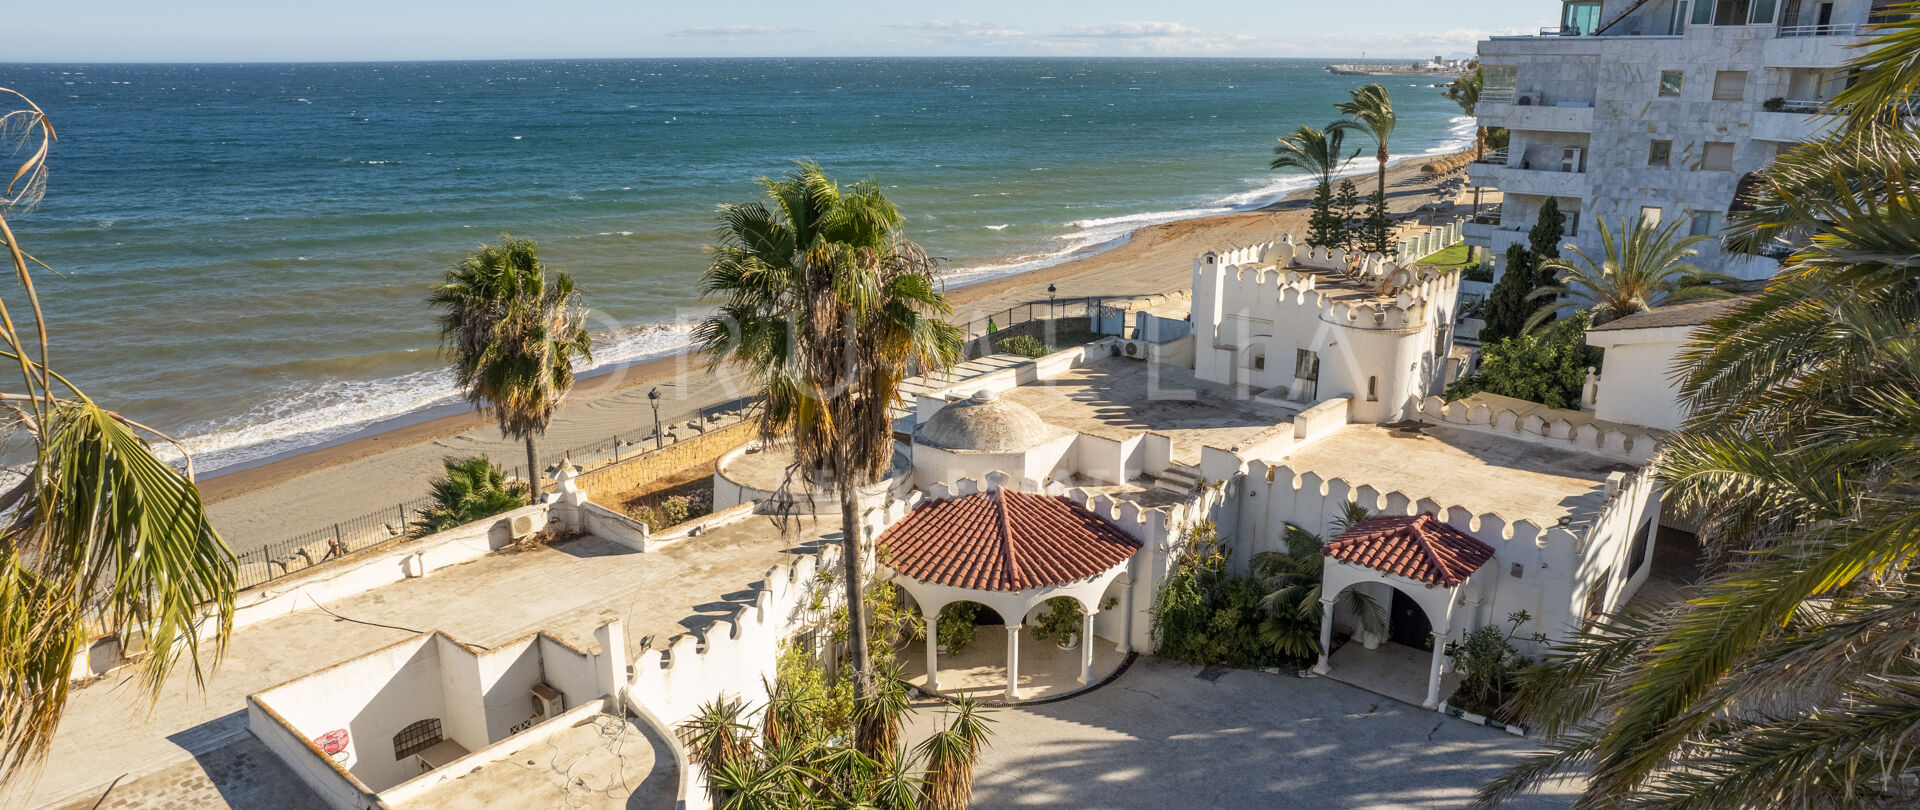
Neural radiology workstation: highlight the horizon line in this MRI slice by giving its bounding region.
[0,53,1465,67]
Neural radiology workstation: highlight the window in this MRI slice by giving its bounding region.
[1672,0,1690,32]
[1640,206,1664,226]
[1563,0,1603,34]
[1294,349,1320,382]
[1750,0,1778,24]
[1366,376,1378,401]
[1693,0,1714,24]
[1484,65,1517,103]
[1583,569,1615,625]
[1628,520,1653,576]
[1250,349,1266,371]
[1648,139,1673,166]
[1712,0,1752,24]
[1712,71,1749,101]
[1702,141,1735,170]
[1659,70,1684,97]
[393,718,444,760]
[1690,211,1721,236]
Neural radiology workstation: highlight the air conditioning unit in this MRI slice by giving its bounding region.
[1560,147,1584,173]
[1515,92,1544,106]
[530,682,564,719]
[1119,339,1149,360]
[509,512,538,538]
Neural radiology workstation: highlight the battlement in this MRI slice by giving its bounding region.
[1410,395,1663,463]
[1195,240,1461,334]
[1249,459,1589,552]
[912,470,1228,547]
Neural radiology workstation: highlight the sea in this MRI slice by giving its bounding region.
[0,58,1472,473]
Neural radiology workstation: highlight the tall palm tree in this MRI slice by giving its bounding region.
[1333,83,1398,203]
[1269,123,1359,189]
[1475,20,1920,804]
[1522,216,1734,331]
[696,162,963,698]
[0,89,237,785]
[1446,68,1488,246]
[427,236,590,495]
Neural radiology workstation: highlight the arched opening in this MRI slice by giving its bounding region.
[1386,587,1434,651]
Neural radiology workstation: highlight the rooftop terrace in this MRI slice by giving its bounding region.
[996,356,1300,466]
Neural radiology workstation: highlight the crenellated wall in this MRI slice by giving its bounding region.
[1406,394,1664,463]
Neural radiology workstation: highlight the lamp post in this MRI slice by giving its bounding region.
[648,387,663,450]
[1047,283,1057,318]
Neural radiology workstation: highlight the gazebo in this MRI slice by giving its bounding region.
[1311,513,1495,709]
[877,486,1141,700]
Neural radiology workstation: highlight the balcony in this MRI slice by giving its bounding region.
[1470,161,1590,199]
[1751,104,1841,142]
[1765,26,1872,67]
[1478,101,1594,133]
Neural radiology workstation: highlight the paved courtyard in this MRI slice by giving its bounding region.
[906,657,1578,809]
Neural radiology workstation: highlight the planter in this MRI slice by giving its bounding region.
[1056,633,1080,651]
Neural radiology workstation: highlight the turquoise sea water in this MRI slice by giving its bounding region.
[0,58,1470,471]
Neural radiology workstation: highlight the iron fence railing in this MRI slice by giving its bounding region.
[231,495,438,590]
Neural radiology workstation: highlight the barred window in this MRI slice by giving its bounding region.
[393,718,443,760]
[1294,349,1320,382]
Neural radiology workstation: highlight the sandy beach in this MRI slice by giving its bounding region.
[200,154,1473,545]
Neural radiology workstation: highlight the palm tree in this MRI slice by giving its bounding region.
[0,89,237,784]
[1269,123,1359,189]
[427,236,590,496]
[410,456,528,537]
[1475,20,1920,804]
[1250,503,1384,661]
[696,162,964,699]
[1333,83,1398,203]
[1521,216,1734,331]
[1446,68,1488,249]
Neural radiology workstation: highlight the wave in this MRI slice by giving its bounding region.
[984,224,1010,231]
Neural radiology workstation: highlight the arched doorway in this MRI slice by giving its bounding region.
[1388,588,1434,651]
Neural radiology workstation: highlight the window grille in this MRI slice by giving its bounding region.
[393,718,443,760]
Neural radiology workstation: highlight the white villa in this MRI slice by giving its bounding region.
[1465,0,1890,279]
[227,236,1671,809]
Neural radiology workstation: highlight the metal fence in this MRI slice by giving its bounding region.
[231,495,438,590]
[958,296,1106,359]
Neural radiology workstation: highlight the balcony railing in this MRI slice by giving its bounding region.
[1475,148,1509,166]
[1777,22,1862,36]
[1765,98,1826,114]
[1482,89,1515,104]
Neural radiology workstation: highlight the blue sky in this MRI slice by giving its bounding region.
[10,1,1557,62]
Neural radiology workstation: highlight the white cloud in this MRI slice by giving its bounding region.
[667,25,805,37]
[884,20,1024,38]
[1049,21,1216,39]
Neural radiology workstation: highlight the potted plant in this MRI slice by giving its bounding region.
[1030,596,1119,650]
[1763,96,1787,112]
[937,602,979,656]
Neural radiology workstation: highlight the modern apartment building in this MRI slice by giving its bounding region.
[1465,0,1891,280]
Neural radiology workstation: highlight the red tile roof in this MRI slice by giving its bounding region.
[1323,513,1494,588]
[877,490,1142,591]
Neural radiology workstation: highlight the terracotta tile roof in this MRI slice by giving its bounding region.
[1323,513,1494,588]
[877,489,1142,591]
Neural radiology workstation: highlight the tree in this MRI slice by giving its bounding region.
[427,236,590,496]
[1271,124,1359,250]
[1332,179,1364,250]
[1479,200,1566,343]
[1525,216,1733,330]
[1305,181,1344,249]
[1444,311,1598,410]
[1358,189,1396,256]
[1476,16,1920,805]
[0,89,237,784]
[1249,503,1383,662]
[1527,196,1565,260]
[1333,83,1397,205]
[1446,68,1488,251]
[696,162,964,700]
[411,456,528,537]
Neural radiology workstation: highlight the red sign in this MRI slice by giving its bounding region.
[314,729,349,756]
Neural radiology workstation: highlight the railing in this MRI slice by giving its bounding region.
[1777,22,1862,36]
[544,395,758,471]
[231,496,438,590]
[1481,88,1515,104]
[1474,148,1509,166]
[1470,206,1503,226]
[957,296,1104,360]
[1765,98,1826,114]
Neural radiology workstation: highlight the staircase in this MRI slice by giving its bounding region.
[1151,462,1204,494]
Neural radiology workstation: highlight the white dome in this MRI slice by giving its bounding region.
[916,390,1052,453]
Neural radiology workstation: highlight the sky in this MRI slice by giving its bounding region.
[8,1,1558,62]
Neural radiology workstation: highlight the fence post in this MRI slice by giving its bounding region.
[334,522,344,545]
[399,503,408,530]
[613,435,621,462]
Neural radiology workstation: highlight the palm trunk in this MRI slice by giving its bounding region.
[1376,148,1389,205]
[525,435,541,496]
[840,476,873,700]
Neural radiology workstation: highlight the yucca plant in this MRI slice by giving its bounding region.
[0,88,236,784]
[916,695,995,810]
[680,696,757,802]
[409,455,527,537]
[853,662,914,760]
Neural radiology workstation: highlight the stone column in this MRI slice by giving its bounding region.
[1423,631,1448,710]
[1311,598,1336,675]
[1078,611,1096,685]
[1005,625,1023,701]
[1115,577,1134,654]
[925,613,941,693]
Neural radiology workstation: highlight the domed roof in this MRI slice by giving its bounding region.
[916,389,1053,453]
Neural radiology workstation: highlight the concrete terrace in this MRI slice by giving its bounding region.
[1277,421,1629,526]
[17,516,829,810]
[999,356,1301,466]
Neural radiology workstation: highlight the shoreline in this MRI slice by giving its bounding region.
[197,149,1473,535]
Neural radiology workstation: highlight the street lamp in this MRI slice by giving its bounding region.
[1047,283,1057,318]
[648,387,663,450]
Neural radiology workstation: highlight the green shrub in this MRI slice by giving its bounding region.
[1150,521,1282,669]
[1445,611,1542,722]
[630,489,714,532]
[411,456,528,537]
[937,602,980,654]
[1446,311,1601,410]
[1463,263,1494,283]
[995,334,1047,358]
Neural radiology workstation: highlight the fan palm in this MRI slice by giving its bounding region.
[1250,502,1383,661]
[695,162,963,700]
[410,456,528,537]
[426,236,590,496]
[0,88,237,784]
[1269,123,1359,189]
[1333,83,1397,202]
[1474,30,1920,803]
[1522,216,1733,331]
